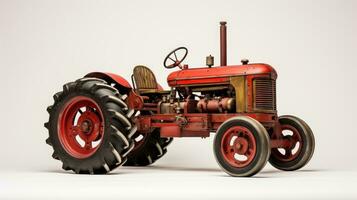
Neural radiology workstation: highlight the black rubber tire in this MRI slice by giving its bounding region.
[124,129,173,166]
[269,115,315,171]
[44,77,137,174]
[213,116,270,177]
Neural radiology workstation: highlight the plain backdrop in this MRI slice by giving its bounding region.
[0,0,357,199]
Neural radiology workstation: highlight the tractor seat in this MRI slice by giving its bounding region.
[132,65,170,95]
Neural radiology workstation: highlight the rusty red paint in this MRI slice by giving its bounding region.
[246,74,272,111]
[270,139,294,149]
[270,124,303,161]
[221,126,256,168]
[137,113,277,138]
[220,21,227,66]
[167,64,277,87]
[45,21,314,177]
[160,126,181,137]
[126,90,144,110]
[58,96,104,159]
[85,72,132,88]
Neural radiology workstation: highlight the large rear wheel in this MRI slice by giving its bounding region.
[44,77,137,174]
[124,129,172,166]
[213,116,270,177]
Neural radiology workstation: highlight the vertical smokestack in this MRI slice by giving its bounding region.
[220,21,227,66]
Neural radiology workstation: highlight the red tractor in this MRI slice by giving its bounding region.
[44,22,314,177]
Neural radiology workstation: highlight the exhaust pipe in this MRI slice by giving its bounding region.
[220,21,227,66]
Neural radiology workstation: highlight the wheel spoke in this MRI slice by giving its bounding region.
[229,147,235,153]
[84,141,92,149]
[285,149,292,157]
[246,147,252,156]
[173,51,178,61]
[292,132,300,142]
[70,125,81,136]
[168,57,176,62]
[85,106,94,112]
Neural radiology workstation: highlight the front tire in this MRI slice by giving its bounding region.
[269,115,315,171]
[44,77,137,174]
[213,116,270,177]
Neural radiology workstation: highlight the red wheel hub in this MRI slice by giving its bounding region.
[221,126,256,168]
[58,96,105,159]
[271,124,303,162]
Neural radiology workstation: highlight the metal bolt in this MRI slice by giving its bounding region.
[81,121,91,133]
[241,59,249,65]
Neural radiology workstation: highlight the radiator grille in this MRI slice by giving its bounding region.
[253,79,276,111]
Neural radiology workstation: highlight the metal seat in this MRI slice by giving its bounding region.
[132,65,170,95]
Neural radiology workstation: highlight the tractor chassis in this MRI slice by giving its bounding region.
[136,113,292,149]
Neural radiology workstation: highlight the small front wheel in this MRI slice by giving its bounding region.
[269,115,315,171]
[213,116,270,177]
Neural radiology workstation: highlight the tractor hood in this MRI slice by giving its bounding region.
[167,63,277,87]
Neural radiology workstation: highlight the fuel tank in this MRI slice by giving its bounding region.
[167,63,277,87]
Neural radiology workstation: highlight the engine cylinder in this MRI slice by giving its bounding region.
[159,102,185,114]
[197,97,235,113]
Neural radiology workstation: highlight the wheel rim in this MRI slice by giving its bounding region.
[221,126,257,168]
[271,124,303,162]
[58,96,105,159]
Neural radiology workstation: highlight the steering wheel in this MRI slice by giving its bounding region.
[163,47,188,69]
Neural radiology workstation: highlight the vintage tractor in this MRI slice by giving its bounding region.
[44,22,314,177]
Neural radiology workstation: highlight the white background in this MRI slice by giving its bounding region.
[0,0,356,199]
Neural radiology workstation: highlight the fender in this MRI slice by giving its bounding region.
[85,72,144,110]
[85,72,132,89]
